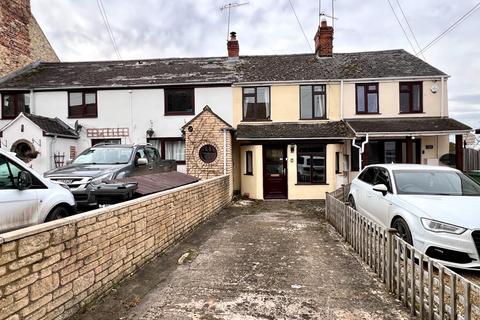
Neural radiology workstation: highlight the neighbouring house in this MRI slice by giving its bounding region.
[0,18,471,199]
[0,0,58,77]
[0,112,78,172]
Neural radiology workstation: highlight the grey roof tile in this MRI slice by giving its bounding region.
[236,121,355,140]
[346,117,471,134]
[23,113,78,138]
[0,50,446,89]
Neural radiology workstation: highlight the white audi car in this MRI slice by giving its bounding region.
[348,164,480,269]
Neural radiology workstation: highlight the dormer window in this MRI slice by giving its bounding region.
[1,92,30,119]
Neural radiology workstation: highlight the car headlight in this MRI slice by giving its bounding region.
[90,173,115,185]
[421,218,467,235]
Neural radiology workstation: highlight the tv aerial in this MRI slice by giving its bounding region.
[319,0,338,28]
[220,2,249,41]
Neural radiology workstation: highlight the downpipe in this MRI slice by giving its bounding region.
[351,134,369,171]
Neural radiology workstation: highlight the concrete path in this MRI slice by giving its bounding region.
[73,201,410,320]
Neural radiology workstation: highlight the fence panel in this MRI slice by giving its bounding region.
[325,186,480,320]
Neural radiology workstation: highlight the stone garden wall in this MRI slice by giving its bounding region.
[0,175,230,320]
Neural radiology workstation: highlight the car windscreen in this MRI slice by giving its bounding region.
[73,148,133,165]
[393,170,480,196]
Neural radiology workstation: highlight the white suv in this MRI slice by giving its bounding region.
[0,149,76,234]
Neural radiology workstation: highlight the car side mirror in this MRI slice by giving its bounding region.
[373,184,388,196]
[136,158,148,166]
[17,171,33,191]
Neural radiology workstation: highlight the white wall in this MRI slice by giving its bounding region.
[1,87,233,162]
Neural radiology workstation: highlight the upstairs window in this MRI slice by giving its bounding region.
[400,82,422,113]
[242,87,270,121]
[164,88,194,115]
[68,91,97,118]
[1,92,30,119]
[300,85,326,119]
[356,83,378,114]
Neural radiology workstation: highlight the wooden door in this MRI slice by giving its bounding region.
[263,146,287,199]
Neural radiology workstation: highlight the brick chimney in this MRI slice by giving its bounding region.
[227,32,239,59]
[314,20,333,57]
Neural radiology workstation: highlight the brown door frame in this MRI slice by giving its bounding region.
[263,145,288,199]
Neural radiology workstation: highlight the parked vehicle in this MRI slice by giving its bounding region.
[0,149,75,234]
[348,164,480,269]
[44,143,175,207]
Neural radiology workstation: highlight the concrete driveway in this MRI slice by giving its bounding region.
[73,201,410,320]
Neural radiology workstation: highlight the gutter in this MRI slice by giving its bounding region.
[236,136,355,141]
[353,130,472,137]
[351,134,369,171]
[232,75,450,87]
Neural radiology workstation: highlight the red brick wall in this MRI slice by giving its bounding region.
[0,0,58,77]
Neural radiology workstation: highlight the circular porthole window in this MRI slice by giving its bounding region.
[199,144,217,163]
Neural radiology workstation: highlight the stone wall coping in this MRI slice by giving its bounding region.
[0,174,228,244]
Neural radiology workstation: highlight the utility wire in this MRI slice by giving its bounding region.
[386,0,418,55]
[394,0,425,60]
[97,0,122,60]
[288,0,313,52]
[418,2,480,55]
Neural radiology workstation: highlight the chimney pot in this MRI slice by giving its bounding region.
[314,19,334,57]
[227,31,239,59]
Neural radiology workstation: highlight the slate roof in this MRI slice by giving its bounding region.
[236,121,355,140]
[181,105,232,131]
[0,50,446,89]
[23,113,78,138]
[346,117,471,134]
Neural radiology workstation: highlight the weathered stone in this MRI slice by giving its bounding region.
[4,273,39,295]
[0,251,17,266]
[8,252,42,270]
[30,273,59,301]
[0,267,29,287]
[18,232,50,257]
[51,225,76,245]
[72,271,95,295]
[20,293,51,317]
[1,241,17,253]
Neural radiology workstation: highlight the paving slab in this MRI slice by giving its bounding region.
[72,200,411,320]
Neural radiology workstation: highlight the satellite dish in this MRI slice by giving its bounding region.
[431,84,439,93]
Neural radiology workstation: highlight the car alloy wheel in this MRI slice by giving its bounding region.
[392,218,413,245]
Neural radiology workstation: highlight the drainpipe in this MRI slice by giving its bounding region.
[440,76,445,118]
[50,135,57,170]
[340,80,344,119]
[222,128,227,175]
[29,90,35,114]
[351,133,369,171]
[128,90,133,143]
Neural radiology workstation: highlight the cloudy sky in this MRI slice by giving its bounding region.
[32,0,480,128]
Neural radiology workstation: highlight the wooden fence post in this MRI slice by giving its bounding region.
[386,228,397,292]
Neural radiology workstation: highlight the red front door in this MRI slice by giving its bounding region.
[263,146,287,199]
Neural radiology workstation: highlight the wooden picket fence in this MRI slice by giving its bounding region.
[326,185,480,319]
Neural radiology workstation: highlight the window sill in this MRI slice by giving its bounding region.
[295,182,329,186]
[398,112,424,114]
[68,116,98,119]
[244,173,253,176]
[299,118,329,121]
[164,112,195,116]
[355,112,381,115]
[241,119,272,122]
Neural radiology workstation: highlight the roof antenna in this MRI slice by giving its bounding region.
[319,0,338,27]
[220,2,249,41]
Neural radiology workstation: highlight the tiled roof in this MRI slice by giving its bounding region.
[0,50,446,89]
[346,117,471,134]
[236,121,355,140]
[23,113,78,138]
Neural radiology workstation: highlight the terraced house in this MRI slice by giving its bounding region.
[0,20,471,200]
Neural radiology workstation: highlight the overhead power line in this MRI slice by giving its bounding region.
[97,0,122,60]
[386,0,418,55]
[418,1,480,55]
[287,0,313,52]
[394,0,425,60]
